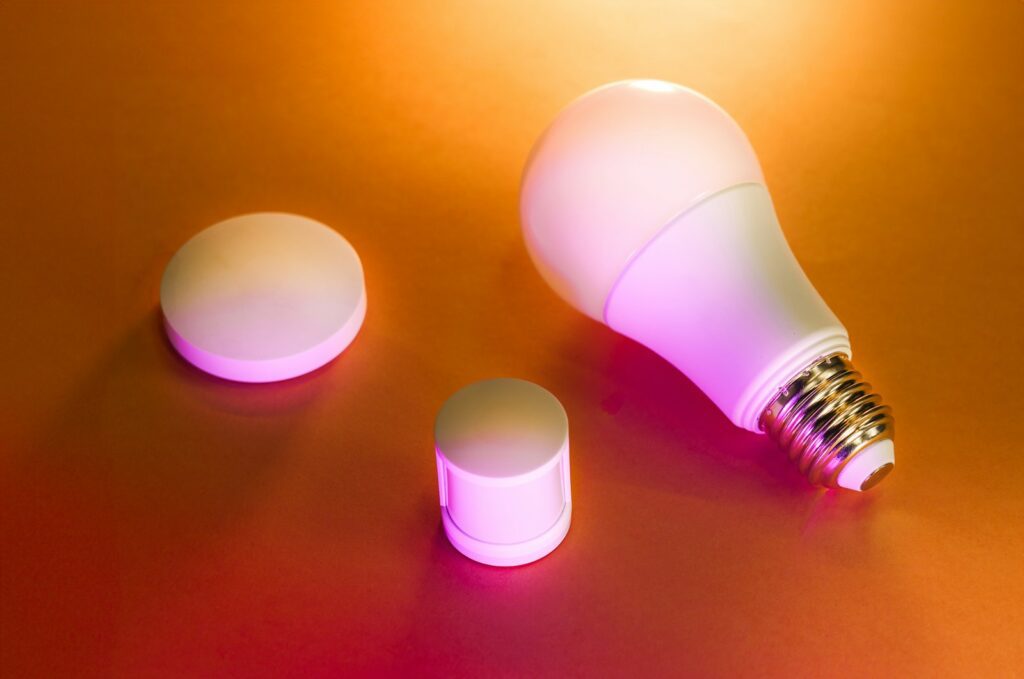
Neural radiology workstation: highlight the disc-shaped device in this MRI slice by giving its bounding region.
[160,213,366,382]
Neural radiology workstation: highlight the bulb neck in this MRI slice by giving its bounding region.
[760,353,894,490]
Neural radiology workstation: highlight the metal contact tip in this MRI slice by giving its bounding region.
[859,462,894,491]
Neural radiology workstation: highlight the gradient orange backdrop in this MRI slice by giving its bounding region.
[2,1,1023,676]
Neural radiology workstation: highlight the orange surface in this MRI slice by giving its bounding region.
[2,1,1023,676]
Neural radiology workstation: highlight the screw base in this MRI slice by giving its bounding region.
[760,353,895,490]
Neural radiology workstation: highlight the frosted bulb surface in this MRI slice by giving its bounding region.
[521,80,763,321]
[161,212,366,382]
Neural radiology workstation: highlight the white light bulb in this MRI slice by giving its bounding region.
[520,80,894,491]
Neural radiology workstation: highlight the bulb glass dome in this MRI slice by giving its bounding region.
[521,80,763,321]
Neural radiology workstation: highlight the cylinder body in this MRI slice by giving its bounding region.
[441,457,567,545]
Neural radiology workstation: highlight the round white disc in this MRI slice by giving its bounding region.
[160,212,366,382]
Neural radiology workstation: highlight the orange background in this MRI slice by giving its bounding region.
[2,1,1023,676]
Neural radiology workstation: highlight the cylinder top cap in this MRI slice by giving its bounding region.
[435,378,568,480]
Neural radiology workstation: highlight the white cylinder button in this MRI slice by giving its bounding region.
[434,378,572,567]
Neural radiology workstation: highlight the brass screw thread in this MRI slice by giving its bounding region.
[760,353,894,489]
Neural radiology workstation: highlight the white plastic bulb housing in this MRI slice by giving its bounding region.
[520,80,895,491]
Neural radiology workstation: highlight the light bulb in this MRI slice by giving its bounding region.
[520,80,894,491]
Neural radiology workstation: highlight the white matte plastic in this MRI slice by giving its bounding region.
[160,212,366,383]
[604,184,850,432]
[435,378,572,567]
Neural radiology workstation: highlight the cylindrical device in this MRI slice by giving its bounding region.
[520,80,894,491]
[434,378,572,566]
